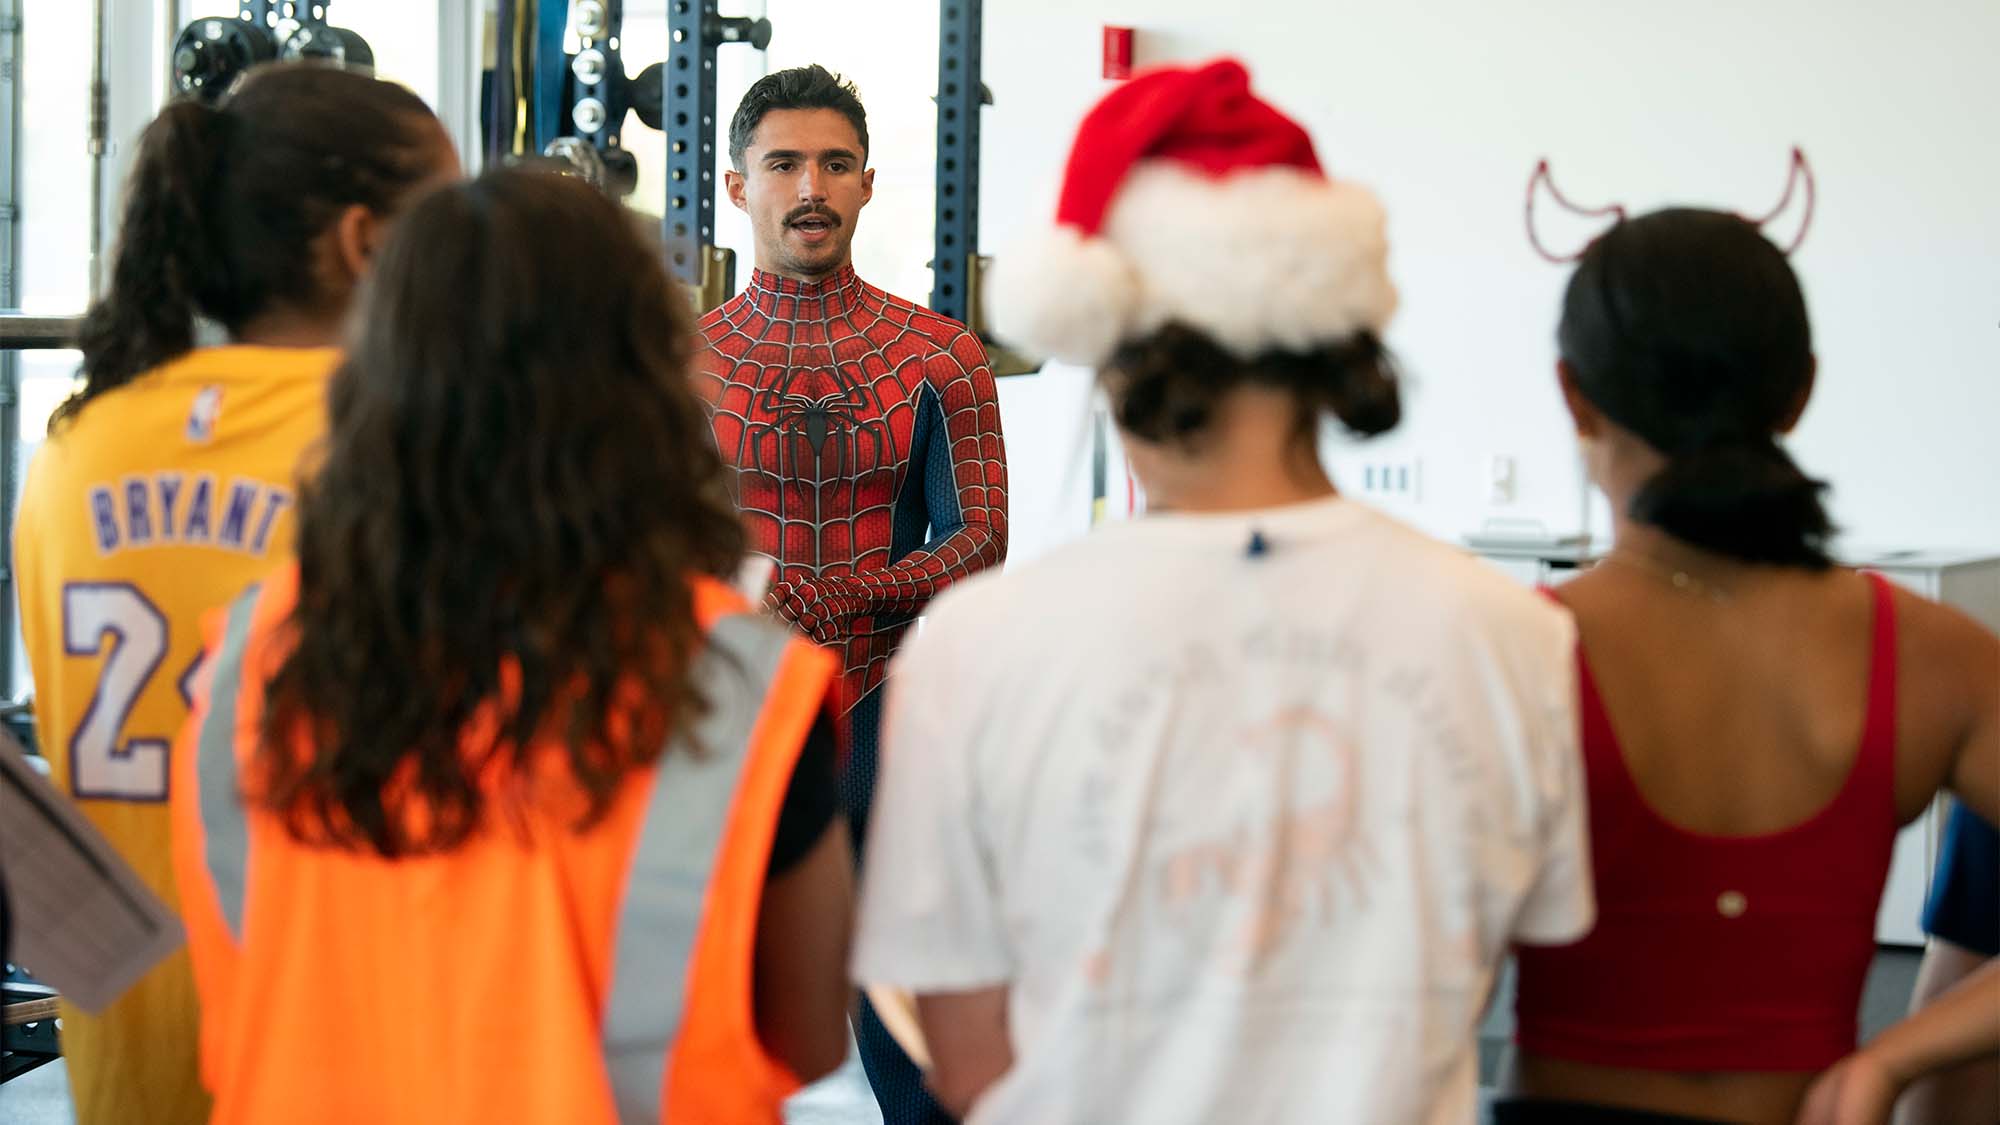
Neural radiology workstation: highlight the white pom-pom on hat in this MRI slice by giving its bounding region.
[984,57,1397,368]
[1107,162,1396,361]
[985,225,1139,366]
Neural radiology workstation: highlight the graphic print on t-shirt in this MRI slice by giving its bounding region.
[1077,621,1491,1001]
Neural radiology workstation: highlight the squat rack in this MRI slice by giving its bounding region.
[518,0,1026,366]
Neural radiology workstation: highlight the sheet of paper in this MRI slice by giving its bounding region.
[0,733,184,1013]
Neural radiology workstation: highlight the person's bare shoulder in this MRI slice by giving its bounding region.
[1537,563,1641,650]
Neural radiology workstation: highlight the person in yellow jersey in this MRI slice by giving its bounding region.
[12,62,458,1124]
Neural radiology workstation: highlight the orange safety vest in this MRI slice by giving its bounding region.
[169,565,836,1123]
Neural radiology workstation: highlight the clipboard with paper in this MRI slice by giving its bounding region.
[0,731,184,1013]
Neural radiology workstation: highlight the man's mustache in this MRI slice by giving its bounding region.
[785,206,842,228]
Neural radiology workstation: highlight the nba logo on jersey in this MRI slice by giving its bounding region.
[186,385,223,443]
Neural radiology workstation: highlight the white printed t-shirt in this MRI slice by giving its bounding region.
[852,496,1592,1125]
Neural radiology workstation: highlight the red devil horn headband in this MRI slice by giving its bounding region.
[1738,146,1816,254]
[1524,159,1625,264]
[1526,146,1817,264]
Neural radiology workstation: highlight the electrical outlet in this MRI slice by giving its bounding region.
[1358,458,1422,501]
[1488,455,1518,505]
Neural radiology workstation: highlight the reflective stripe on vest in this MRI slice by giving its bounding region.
[195,584,262,941]
[191,596,796,1119]
[601,611,792,1122]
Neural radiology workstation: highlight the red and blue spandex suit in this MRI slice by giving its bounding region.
[696,263,1008,829]
[698,264,1007,1124]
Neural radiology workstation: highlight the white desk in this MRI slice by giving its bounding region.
[1471,542,2000,947]
[1471,541,1602,587]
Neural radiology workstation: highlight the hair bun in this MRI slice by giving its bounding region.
[1104,322,1401,446]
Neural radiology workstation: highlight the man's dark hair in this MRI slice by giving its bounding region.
[727,64,868,170]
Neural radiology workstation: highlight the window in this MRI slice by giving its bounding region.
[8,0,93,699]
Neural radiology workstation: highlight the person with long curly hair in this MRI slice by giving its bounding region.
[170,168,854,1123]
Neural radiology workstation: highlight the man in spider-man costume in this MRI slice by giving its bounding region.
[697,65,1007,1123]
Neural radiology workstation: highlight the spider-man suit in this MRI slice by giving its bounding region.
[698,266,1007,1123]
[696,264,1008,838]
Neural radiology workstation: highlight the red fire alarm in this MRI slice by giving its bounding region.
[1103,26,1133,80]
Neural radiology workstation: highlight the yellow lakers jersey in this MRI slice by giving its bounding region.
[13,344,337,1125]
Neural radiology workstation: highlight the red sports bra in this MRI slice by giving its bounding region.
[1514,572,1901,1071]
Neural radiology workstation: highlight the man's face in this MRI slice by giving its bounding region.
[725,108,874,281]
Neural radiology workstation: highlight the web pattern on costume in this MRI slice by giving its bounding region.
[697,265,1008,712]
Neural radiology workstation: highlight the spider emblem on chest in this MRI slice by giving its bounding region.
[747,367,903,483]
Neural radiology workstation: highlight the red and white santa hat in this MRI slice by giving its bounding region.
[987,58,1397,367]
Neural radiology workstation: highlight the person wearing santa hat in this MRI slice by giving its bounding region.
[850,59,1594,1123]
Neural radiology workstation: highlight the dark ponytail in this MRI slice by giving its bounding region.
[65,101,235,428]
[56,63,441,432]
[1629,439,1832,568]
[1560,208,1832,569]
[1104,320,1401,447]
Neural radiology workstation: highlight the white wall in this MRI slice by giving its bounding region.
[30,1,1997,569]
[979,0,2000,561]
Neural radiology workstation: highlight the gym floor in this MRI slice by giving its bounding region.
[0,948,1926,1125]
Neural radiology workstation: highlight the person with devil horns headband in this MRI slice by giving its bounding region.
[1501,183,2000,1123]
[849,59,1597,1123]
